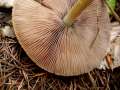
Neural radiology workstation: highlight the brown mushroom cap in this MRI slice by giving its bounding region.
[12,0,111,76]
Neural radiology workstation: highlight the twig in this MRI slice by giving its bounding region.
[105,0,120,23]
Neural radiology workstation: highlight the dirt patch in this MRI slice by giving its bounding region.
[0,1,120,90]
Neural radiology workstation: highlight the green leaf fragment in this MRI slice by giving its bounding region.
[106,0,117,14]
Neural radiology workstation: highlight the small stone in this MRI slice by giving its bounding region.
[1,25,15,38]
[0,0,14,8]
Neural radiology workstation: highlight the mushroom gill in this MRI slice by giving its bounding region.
[12,0,111,76]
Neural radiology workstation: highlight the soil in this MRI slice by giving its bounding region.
[0,1,120,90]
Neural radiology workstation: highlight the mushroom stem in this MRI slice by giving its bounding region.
[63,0,93,27]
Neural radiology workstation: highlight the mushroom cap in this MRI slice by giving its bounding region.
[12,0,111,76]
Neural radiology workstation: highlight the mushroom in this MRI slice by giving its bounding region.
[12,0,111,76]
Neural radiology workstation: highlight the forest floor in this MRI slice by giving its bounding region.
[0,0,120,90]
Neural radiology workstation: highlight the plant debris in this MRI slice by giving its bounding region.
[0,0,120,90]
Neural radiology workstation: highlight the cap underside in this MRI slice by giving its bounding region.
[12,0,111,76]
